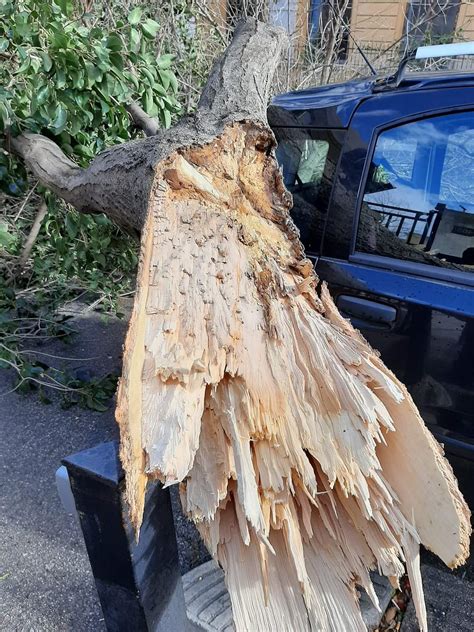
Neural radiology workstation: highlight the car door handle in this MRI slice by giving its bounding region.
[336,295,397,329]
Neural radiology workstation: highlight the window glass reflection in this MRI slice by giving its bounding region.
[274,128,344,254]
[358,112,474,271]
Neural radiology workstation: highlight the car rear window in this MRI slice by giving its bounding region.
[273,127,345,255]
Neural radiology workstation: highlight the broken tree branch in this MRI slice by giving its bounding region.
[125,102,160,137]
[6,20,286,233]
[8,133,82,205]
[195,18,283,127]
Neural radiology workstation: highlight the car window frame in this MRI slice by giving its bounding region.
[349,105,474,289]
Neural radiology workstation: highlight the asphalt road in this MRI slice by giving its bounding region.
[401,563,474,631]
[0,310,207,632]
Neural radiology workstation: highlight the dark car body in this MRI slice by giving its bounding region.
[269,72,474,511]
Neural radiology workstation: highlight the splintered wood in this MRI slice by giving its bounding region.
[116,123,471,632]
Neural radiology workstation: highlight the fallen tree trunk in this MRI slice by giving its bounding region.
[10,18,470,632]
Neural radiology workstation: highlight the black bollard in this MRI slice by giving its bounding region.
[62,441,193,632]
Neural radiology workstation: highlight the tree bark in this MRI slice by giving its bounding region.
[8,18,470,632]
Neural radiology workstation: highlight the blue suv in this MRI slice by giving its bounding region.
[270,45,474,513]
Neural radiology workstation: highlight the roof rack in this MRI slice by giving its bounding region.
[375,41,474,90]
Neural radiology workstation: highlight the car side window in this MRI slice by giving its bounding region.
[274,128,344,254]
[356,112,474,272]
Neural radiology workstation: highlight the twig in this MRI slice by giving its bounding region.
[21,350,101,361]
[17,199,48,270]
[13,182,38,222]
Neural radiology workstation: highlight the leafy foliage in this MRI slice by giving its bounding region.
[0,0,182,409]
[0,0,180,194]
[0,190,138,409]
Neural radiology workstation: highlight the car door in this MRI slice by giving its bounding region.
[317,88,474,509]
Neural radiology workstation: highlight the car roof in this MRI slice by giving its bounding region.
[270,71,474,129]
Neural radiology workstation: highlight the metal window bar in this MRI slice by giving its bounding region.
[367,202,438,245]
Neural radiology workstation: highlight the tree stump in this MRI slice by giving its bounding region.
[10,19,470,632]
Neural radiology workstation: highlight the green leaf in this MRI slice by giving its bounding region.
[16,57,31,74]
[125,71,139,90]
[0,102,10,130]
[54,0,73,15]
[51,105,67,133]
[70,70,85,89]
[144,88,154,115]
[109,52,124,71]
[100,100,110,115]
[106,74,117,97]
[163,108,171,129]
[85,395,108,412]
[36,84,49,106]
[52,31,68,50]
[14,15,32,38]
[74,144,93,158]
[115,79,130,101]
[68,115,82,136]
[169,72,178,93]
[141,67,155,85]
[64,50,79,67]
[17,46,27,61]
[93,215,110,228]
[153,83,167,97]
[156,54,174,70]
[92,44,109,62]
[90,27,103,39]
[106,34,122,52]
[85,62,102,84]
[0,222,15,248]
[73,92,88,108]
[97,80,109,100]
[40,51,53,72]
[130,27,140,53]
[0,38,9,53]
[31,56,42,73]
[56,68,66,89]
[158,69,171,90]
[128,7,142,25]
[65,214,77,238]
[142,19,159,39]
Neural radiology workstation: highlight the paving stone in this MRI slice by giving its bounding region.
[183,560,393,631]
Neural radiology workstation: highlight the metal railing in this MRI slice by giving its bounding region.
[368,202,439,246]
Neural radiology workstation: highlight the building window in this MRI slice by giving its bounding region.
[405,0,461,46]
[309,0,353,62]
[226,0,268,29]
[357,111,474,272]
